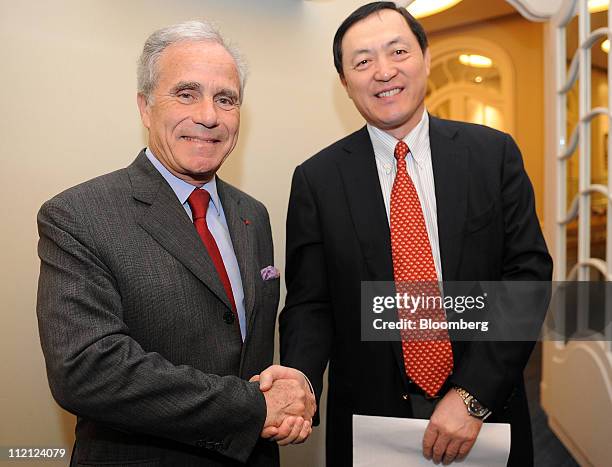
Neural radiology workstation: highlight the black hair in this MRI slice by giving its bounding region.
[333,1,429,77]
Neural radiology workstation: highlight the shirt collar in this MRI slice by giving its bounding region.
[367,109,430,168]
[145,148,222,216]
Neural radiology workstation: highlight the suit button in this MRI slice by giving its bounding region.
[223,311,235,324]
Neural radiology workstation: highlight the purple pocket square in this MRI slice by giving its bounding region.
[260,266,280,281]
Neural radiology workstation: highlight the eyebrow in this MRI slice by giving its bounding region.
[385,38,409,49]
[349,37,411,59]
[170,81,202,94]
[217,88,240,101]
[170,81,239,101]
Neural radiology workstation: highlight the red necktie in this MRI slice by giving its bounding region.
[390,140,453,397]
[187,189,238,320]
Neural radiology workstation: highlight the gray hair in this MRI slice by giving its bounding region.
[137,20,247,102]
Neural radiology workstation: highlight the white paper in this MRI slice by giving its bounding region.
[353,415,511,467]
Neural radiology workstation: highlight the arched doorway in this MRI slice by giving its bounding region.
[426,37,515,134]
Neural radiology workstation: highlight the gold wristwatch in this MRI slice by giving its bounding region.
[453,387,491,420]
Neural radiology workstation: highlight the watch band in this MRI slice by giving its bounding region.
[453,386,491,419]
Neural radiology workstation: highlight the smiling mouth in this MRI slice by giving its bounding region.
[376,88,402,98]
[180,136,219,143]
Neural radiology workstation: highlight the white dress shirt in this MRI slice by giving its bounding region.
[367,110,443,280]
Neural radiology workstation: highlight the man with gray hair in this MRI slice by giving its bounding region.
[36,20,313,466]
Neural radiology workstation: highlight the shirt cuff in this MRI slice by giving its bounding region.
[295,369,315,394]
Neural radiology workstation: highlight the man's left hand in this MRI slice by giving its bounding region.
[422,389,483,465]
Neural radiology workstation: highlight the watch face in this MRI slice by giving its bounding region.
[468,398,488,417]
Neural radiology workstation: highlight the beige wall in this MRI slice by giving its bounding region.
[428,14,546,220]
[0,2,547,466]
[0,1,372,465]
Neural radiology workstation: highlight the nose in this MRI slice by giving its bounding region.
[192,97,219,128]
[373,57,398,82]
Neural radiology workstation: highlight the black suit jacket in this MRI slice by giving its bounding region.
[37,151,280,466]
[280,116,552,466]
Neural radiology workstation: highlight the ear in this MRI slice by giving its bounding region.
[339,73,353,100]
[137,93,151,129]
[339,73,347,89]
[424,48,431,77]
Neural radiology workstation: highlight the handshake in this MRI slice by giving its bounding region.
[250,365,317,445]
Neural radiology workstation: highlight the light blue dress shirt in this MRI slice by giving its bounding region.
[145,148,247,340]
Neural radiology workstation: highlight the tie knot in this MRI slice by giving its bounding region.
[187,188,211,220]
[394,141,409,161]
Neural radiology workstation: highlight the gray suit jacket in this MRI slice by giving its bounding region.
[36,151,280,466]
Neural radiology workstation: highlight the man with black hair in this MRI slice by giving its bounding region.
[278,2,552,465]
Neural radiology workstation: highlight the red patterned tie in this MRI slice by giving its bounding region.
[187,189,238,320]
[390,140,453,397]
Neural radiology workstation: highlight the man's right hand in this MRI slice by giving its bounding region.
[252,367,315,445]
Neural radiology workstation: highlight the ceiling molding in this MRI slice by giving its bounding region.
[505,0,565,21]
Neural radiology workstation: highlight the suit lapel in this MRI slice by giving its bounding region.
[216,179,257,333]
[336,127,394,282]
[335,129,409,385]
[338,119,469,281]
[338,119,470,386]
[429,116,469,281]
[127,151,233,312]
